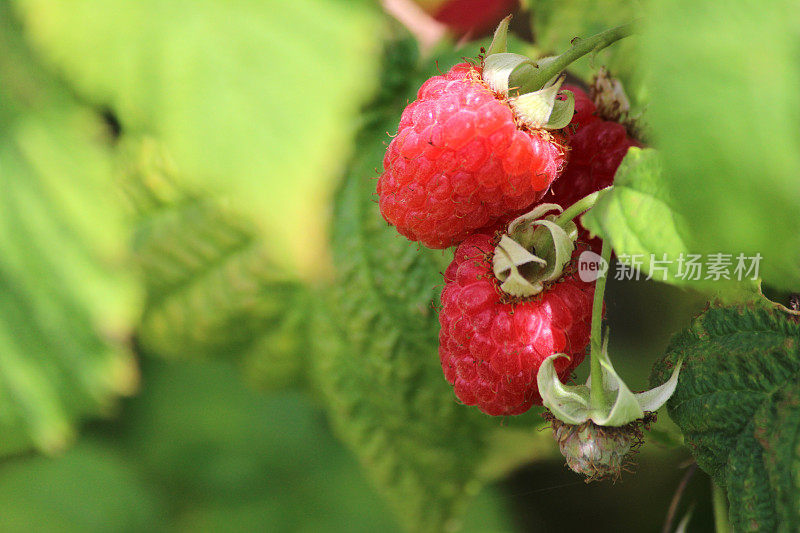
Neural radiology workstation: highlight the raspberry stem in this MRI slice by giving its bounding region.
[519,22,637,94]
[555,186,612,227]
[589,238,612,408]
[712,481,732,533]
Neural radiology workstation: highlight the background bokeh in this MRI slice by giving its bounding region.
[2,0,796,531]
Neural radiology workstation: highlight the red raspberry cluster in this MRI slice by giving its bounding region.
[377,59,637,416]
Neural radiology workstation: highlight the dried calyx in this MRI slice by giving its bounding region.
[589,67,643,138]
[492,204,578,298]
[590,67,630,122]
[492,187,612,298]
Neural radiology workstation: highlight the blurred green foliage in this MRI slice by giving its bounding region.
[641,0,800,291]
[0,358,515,533]
[121,139,309,390]
[0,441,167,532]
[12,0,384,277]
[529,0,645,103]
[0,5,139,456]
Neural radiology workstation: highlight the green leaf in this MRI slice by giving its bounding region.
[538,338,680,426]
[583,148,760,302]
[123,140,308,389]
[133,199,299,358]
[0,2,139,457]
[0,102,139,456]
[237,296,309,391]
[650,305,800,530]
[0,2,70,125]
[640,0,800,291]
[13,0,383,277]
[752,380,800,530]
[310,38,504,532]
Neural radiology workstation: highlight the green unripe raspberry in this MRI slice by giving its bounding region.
[545,412,653,482]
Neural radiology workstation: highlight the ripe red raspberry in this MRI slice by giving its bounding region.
[549,85,638,210]
[438,233,594,416]
[377,62,569,249]
[431,0,519,36]
[567,85,597,131]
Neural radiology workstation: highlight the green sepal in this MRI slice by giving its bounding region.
[530,219,576,282]
[508,75,571,129]
[537,354,592,425]
[482,53,537,95]
[546,89,575,130]
[482,16,633,132]
[538,336,682,427]
[512,56,558,94]
[506,203,563,248]
[485,15,511,56]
